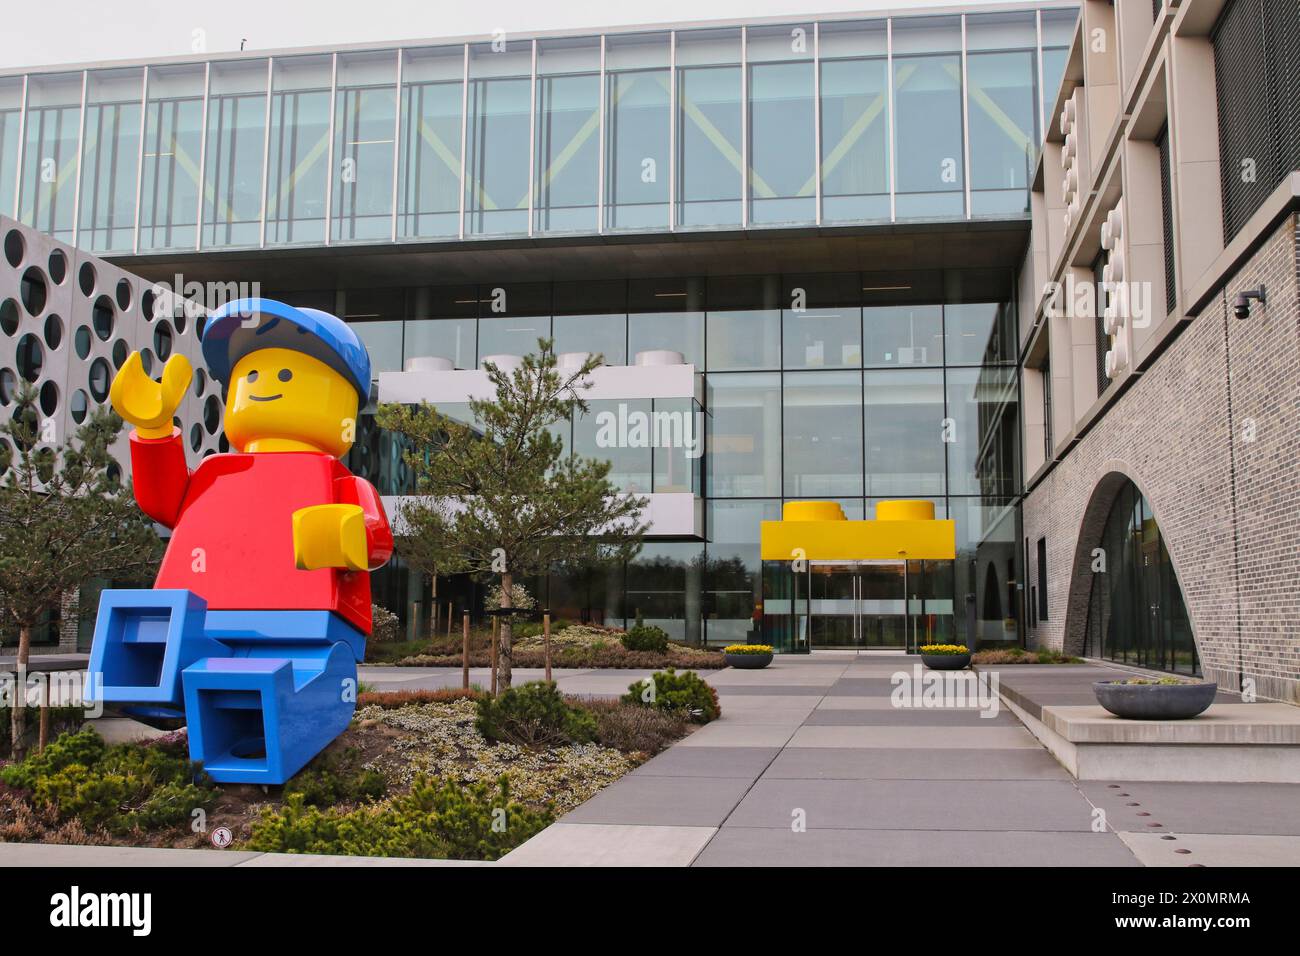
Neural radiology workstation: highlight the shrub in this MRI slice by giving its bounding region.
[356,687,485,709]
[576,698,689,755]
[622,668,720,724]
[971,646,1083,665]
[284,746,386,807]
[722,644,772,655]
[247,775,552,860]
[0,705,86,759]
[370,605,401,643]
[0,728,217,835]
[621,624,669,654]
[475,681,598,747]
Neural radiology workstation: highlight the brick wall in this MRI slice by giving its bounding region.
[1023,213,1300,705]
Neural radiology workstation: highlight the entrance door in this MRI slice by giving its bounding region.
[808,561,914,650]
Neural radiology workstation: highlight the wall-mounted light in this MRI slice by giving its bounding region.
[1233,285,1265,320]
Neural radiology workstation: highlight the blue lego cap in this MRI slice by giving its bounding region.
[201,298,371,399]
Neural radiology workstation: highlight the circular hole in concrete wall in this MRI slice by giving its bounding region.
[34,446,55,483]
[78,262,96,297]
[10,405,38,450]
[141,287,156,321]
[203,395,220,434]
[106,461,121,485]
[189,423,202,452]
[48,249,67,285]
[16,333,44,382]
[140,348,154,377]
[74,325,92,359]
[115,278,132,311]
[0,368,16,404]
[153,321,173,359]
[0,437,11,474]
[0,298,18,336]
[44,314,62,350]
[3,230,24,268]
[20,267,47,317]
[174,310,187,334]
[70,388,88,423]
[192,368,206,397]
[89,358,111,402]
[196,315,207,339]
[39,380,59,417]
[218,434,230,453]
[111,339,129,368]
[93,295,115,340]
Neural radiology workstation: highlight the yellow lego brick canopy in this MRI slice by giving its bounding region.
[760,500,956,561]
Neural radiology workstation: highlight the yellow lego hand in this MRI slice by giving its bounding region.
[109,352,192,439]
[292,504,368,571]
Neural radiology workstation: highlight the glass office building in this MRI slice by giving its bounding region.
[0,4,1079,650]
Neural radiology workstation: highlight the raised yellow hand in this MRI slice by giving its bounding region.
[109,352,192,439]
[292,503,368,571]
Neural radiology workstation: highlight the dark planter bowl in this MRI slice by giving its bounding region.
[921,653,971,670]
[725,651,773,669]
[1093,680,1218,720]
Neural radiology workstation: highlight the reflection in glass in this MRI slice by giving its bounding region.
[398,47,463,239]
[749,54,815,224]
[967,53,1036,216]
[139,66,204,251]
[784,307,861,368]
[573,398,652,493]
[783,370,863,497]
[892,17,964,219]
[535,38,600,233]
[203,60,268,248]
[404,317,475,370]
[863,304,943,366]
[628,310,703,368]
[78,69,142,252]
[0,78,21,218]
[676,30,742,227]
[706,309,779,370]
[553,313,626,365]
[945,302,1014,365]
[267,55,331,245]
[465,42,531,236]
[706,372,780,497]
[332,51,397,242]
[865,369,945,496]
[605,33,671,230]
[946,365,1018,496]
[20,73,83,243]
[625,542,703,644]
[477,315,551,362]
[706,498,780,646]
[351,319,403,374]
[951,496,1019,648]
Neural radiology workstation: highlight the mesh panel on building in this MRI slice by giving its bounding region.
[1213,0,1300,241]
[1157,124,1176,316]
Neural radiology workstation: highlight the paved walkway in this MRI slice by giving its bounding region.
[500,653,1300,866]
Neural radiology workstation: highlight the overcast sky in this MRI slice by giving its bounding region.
[3,0,1045,70]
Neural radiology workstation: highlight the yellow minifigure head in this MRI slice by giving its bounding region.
[224,348,359,457]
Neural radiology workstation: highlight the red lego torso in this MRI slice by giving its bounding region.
[130,432,392,634]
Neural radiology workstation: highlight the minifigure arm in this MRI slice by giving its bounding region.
[338,475,394,571]
[128,428,192,528]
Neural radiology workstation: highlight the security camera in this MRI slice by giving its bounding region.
[1234,286,1266,319]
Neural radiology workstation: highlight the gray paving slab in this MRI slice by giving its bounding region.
[629,746,781,779]
[802,708,1018,726]
[762,747,1072,781]
[501,823,717,866]
[1119,831,1300,867]
[1080,781,1300,835]
[0,843,256,867]
[560,774,755,827]
[709,685,829,696]
[822,678,912,696]
[786,725,1042,749]
[724,779,1099,831]
[694,827,1140,867]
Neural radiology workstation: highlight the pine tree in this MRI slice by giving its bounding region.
[377,342,647,689]
[0,385,161,757]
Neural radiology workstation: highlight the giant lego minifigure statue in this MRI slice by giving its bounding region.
[88,299,392,784]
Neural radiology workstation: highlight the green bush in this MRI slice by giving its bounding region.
[620,624,670,654]
[475,681,597,747]
[0,705,87,759]
[622,668,720,724]
[576,698,689,754]
[284,746,386,807]
[0,728,217,835]
[247,775,552,860]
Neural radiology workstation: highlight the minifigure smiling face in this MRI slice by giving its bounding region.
[224,347,359,458]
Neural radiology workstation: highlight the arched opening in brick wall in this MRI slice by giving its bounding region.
[1063,471,1199,675]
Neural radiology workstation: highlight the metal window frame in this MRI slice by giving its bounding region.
[1035,9,1046,148]
[70,70,88,246]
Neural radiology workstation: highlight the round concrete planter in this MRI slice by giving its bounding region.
[921,653,971,670]
[1093,680,1217,720]
[725,651,773,669]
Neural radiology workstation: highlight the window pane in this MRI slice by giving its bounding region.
[968,51,1036,216]
[628,309,702,368]
[624,542,702,644]
[783,370,862,497]
[139,66,204,251]
[749,59,814,224]
[706,498,780,646]
[350,319,402,374]
[477,314,550,362]
[605,69,670,230]
[863,304,943,366]
[203,60,267,248]
[465,41,531,236]
[893,17,963,219]
[1040,47,1068,124]
[706,309,779,370]
[397,47,463,239]
[20,73,83,243]
[535,73,599,233]
[951,496,1019,647]
[820,57,889,222]
[677,30,742,227]
[573,398,652,493]
[267,55,330,245]
[706,372,781,497]
[404,316,475,369]
[0,78,21,218]
[864,368,945,496]
[946,365,1018,496]
[78,69,142,252]
[332,51,397,242]
[783,306,861,368]
[553,313,626,365]
[944,301,1014,365]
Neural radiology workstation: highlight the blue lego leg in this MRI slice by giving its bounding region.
[180,611,366,785]
[86,589,227,716]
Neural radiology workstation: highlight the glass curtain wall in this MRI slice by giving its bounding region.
[78,68,142,252]
[892,16,965,219]
[1040,7,1077,130]
[534,37,600,233]
[202,59,267,248]
[332,50,398,242]
[676,29,742,227]
[19,73,83,243]
[747,23,815,224]
[0,78,22,217]
[266,55,330,245]
[139,65,205,251]
[397,46,463,239]
[966,12,1039,216]
[465,39,531,235]
[819,20,889,222]
[604,33,671,230]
